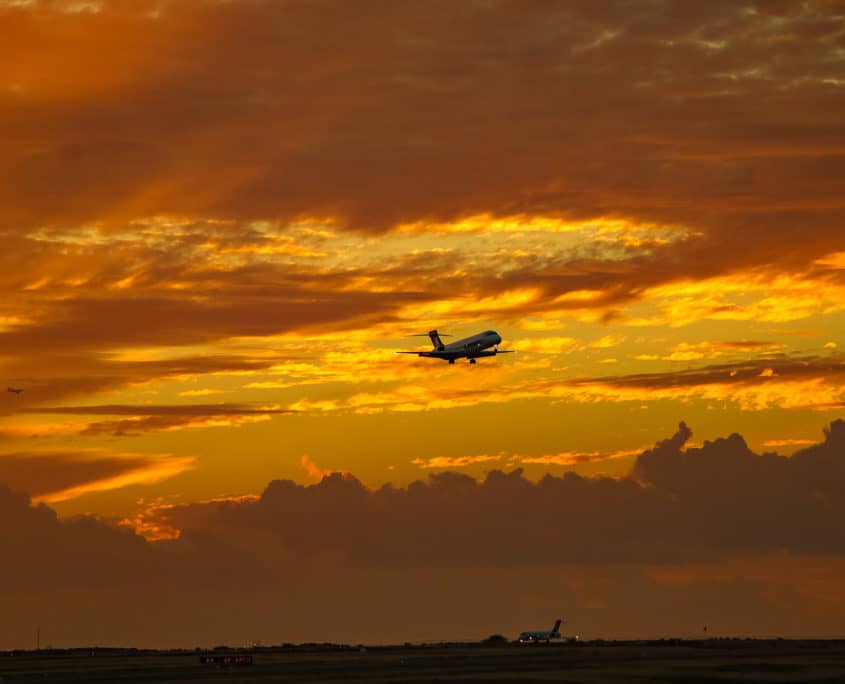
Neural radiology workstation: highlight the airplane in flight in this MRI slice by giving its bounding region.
[7,387,23,395]
[518,618,565,644]
[396,329,515,364]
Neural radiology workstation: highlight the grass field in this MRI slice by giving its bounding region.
[2,640,845,683]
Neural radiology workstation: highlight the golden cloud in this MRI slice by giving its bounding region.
[511,336,580,354]
[411,454,503,469]
[520,448,643,466]
[281,355,845,415]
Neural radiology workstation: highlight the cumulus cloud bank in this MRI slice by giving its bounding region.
[1,419,844,647]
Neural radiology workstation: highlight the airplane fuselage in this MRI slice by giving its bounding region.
[518,619,563,643]
[418,330,502,363]
[518,629,560,643]
[397,329,514,364]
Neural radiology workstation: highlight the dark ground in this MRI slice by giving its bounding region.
[2,640,845,683]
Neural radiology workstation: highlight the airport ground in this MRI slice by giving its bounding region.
[2,640,845,683]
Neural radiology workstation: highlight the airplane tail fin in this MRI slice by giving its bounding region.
[410,330,450,350]
[552,619,562,633]
[428,330,445,350]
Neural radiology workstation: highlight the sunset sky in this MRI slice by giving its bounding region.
[1,0,844,648]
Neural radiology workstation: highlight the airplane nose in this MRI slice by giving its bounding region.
[495,335,502,345]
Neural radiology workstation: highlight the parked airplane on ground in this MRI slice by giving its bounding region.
[396,329,515,364]
[518,619,564,644]
[7,387,23,395]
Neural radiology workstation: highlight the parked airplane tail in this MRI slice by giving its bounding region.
[552,619,562,633]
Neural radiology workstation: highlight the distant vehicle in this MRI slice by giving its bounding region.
[396,329,515,365]
[198,654,252,666]
[518,619,564,644]
[7,387,23,395]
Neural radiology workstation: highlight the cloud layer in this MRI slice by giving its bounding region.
[2,419,845,646]
[2,1,844,237]
[150,419,845,564]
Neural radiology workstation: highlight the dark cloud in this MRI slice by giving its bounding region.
[1,1,843,259]
[78,415,248,437]
[568,354,845,393]
[632,421,845,555]
[30,403,297,416]
[0,354,284,415]
[0,450,157,498]
[2,417,845,646]
[0,290,425,353]
[22,402,295,436]
[155,419,845,564]
[0,484,151,592]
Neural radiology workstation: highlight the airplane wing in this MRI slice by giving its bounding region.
[495,350,516,353]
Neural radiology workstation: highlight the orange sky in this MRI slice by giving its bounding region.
[1,0,844,648]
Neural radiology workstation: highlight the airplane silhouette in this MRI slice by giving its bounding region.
[518,618,564,644]
[396,329,515,365]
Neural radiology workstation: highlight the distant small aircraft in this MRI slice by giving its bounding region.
[7,387,23,395]
[396,329,515,365]
[518,618,564,644]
